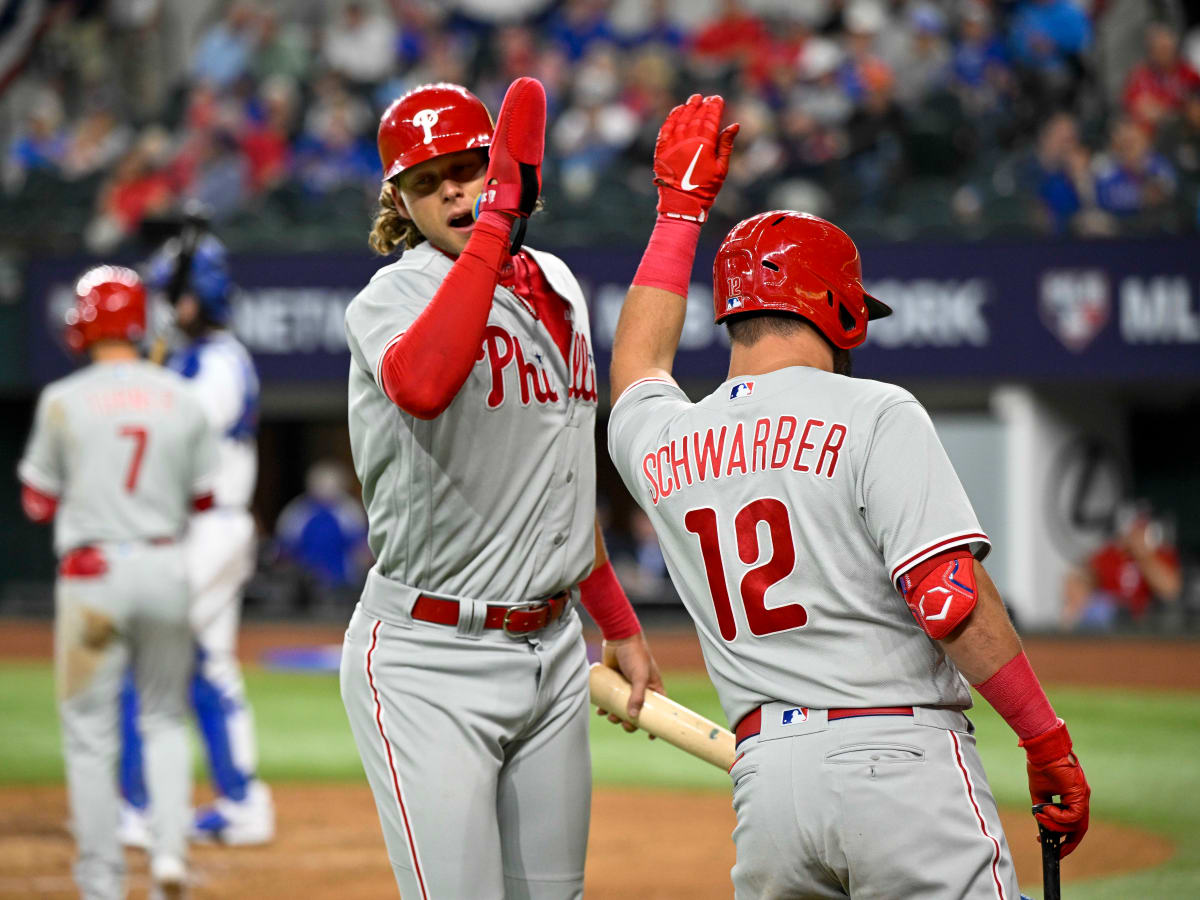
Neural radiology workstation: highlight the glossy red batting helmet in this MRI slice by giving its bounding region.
[377,82,493,181]
[713,211,892,349]
[64,265,146,352]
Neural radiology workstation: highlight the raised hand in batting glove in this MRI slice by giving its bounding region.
[1020,719,1091,858]
[474,76,545,222]
[653,93,739,223]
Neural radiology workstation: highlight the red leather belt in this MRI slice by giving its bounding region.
[735,705,915,746]
[410,590,571,636]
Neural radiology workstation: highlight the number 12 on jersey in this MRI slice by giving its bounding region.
[684,499,807,641]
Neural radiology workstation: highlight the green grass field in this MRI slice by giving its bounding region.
[3,662,1198,897]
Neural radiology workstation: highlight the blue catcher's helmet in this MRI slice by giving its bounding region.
[144,234,234,326]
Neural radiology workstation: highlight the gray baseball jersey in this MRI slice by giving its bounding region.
[608,368,990,728]
[344,241,598,605]
[610,367,1017,900]
[341,242,600,899]
[19,359,215,899]
[19,361,216,554]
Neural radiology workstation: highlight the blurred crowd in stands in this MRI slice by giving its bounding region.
[3,0,1200,253]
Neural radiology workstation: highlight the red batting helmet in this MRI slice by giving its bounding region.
[64,265,146,352]
[377,82,493,181]
[713,211,892,349]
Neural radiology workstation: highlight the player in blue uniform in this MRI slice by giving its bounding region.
[120,235,275,847]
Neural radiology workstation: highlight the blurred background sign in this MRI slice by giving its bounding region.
[18,234,1200,387]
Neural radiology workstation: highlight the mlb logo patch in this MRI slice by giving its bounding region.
[729,381,755,400]
[781,707,809,725]
[726,296,744,311]
[1039,269,1110,352]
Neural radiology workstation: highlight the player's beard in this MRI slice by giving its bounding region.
[833,348,852,376]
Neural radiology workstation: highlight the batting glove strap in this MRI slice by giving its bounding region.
[1019,718,1071,765]
[656,185,711,223]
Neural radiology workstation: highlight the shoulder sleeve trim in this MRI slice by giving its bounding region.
[611,377,682,416]
[373,330,407,391]
[890,530,991,585]
[17,459,60,495]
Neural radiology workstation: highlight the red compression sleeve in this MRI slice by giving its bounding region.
[578,560,641,640]
[631,215,703,297]
[21,483,57,523]
[973,651,1059,741]
[379,211,513,419]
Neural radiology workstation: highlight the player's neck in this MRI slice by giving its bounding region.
[726,332,834,379]
[89,342,139,363]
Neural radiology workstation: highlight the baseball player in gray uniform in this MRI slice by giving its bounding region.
[339,78,662,899]
[606,95,1091,898]
[18,266,217,900]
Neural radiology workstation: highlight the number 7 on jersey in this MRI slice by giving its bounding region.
[118,425,149,493]
[684,499,807,641]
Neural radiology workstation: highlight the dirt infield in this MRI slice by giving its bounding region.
[3,618,1199,690]
[0,619,1190,896]
[0,782,1173,898]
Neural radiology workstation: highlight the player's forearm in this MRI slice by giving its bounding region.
[938,562,1022,684]
[379,212,512,418]
[580,518,641,640]
[610,216,703,401]
[1135,553,1183,601]
[610,285,688,401]
[942,562,1059,741]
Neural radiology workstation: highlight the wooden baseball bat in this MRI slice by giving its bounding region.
[589,663,736,770]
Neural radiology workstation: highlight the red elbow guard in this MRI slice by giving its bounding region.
[897,547,978,639]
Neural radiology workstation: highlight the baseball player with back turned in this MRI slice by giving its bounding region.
[18,267,217,899]
[117,235,274,847]
[339,77,662,899]
[607,94,1092,898]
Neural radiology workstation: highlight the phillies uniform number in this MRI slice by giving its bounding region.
[684,500,808,641]
[118,426,149,492]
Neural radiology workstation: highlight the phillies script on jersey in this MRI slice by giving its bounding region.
[641,415,847,505]
[478,325,598,408]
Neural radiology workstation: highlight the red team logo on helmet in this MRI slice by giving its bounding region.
[377,83,494,180]
[713,211,892,349]
[64,265,146,352]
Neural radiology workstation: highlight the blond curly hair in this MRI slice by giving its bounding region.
[368,181,426,256]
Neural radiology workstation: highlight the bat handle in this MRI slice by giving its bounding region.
[1032,803,1065,900]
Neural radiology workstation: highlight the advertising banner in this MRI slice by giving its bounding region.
[23,237,1200,388]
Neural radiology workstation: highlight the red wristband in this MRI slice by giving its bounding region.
[578,560,641,640]
[973,651,1059,741]
[631,215,702,298]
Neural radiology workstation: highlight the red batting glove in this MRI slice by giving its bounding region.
[652,94,739,223]
[1020,719,1091,858]
[475,76,545,220]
